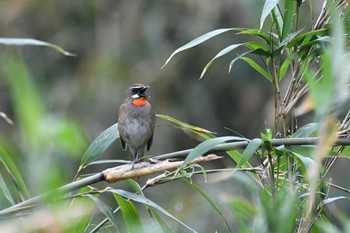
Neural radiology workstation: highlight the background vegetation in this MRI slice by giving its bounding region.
[1,0,350,232]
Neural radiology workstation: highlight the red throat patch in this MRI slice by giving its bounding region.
[132,97,148,106]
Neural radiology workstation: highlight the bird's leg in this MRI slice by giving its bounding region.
[130,150,137,169]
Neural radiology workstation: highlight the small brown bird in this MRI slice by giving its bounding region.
[118,84,155,166]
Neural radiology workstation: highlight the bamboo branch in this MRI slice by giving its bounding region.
[1,137,350,217]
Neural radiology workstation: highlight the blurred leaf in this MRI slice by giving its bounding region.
[0,172,15,205]
[182,178,233,233]
[230,197,256,232]
[200,43,242,79]
[237,138,263,168]
[0,112,14,125]
[79,123,119,171]
[149,209,174,233]
[260,0,280,30]
[162,28,234,68]
[89,159,129,165]
[68,189,95,233]
[292,123,319,138]
[0,145,30,200]
[109,189,196,233]
[157,114,215,139]
[0,38,75,56]
[322,196,348,206]
[1,56,44,147]
[261,129,273,141]
[241,57,272,81]
[85,194,120,232]
[113,194,144,233]
[181,136,247,169]
[259,188,298,233]
[283,146,316,177]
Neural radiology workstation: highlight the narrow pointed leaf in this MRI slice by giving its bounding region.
[162,28,234,68]
[235,28,272,43]
[114,194,144,233]
[86,194,120,232]
[282,0,296,40]
[79,123,119,170]
[0,146,30,200]
[292,123,319,138]
[157,114,215,139]
[124,179,144,195]
[0,172,15,205]
[322,196,348,205]
[237,138,263,168]
[181,136,247,169]
[149,209,174,233]
[182,178,233,233]
[200,44,242,79]
[279,54,293,80]
[109,189,197,233]
[260,0,280,29]
[0,38,75,56]
[241,57,272,81]
[229,50,253,73]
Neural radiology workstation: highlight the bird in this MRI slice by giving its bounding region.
[118,83,155,167]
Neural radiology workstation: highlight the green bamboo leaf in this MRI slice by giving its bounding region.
[0,172,15,205]
[162,28,234,68]
[260,0,280,29]
[271,6,284,38]
[243,41,271,56]
[228,50,253,73]
[200,43,242,79]
[114,194,144,233]
[85,194,120,232]
[79,123,119,171]
[0,38,75,56]
[157,114,215,139]
[181,136,247,169]
[0,146,30,200]
[283,146,316,177]
[182,178,233,233]
[241,57,272,81]
[237,138,263,168]
[149,209,174,233]
[286,29,327,49]
[279,54,293,80]
[124,179,144,195]
[235,28,272,44]
[292,123,319,138]
[109,189,197,233]
[282,0,296,40]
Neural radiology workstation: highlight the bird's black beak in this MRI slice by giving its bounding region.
[139,86,150,99]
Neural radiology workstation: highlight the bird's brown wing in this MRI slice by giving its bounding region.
[146,111,155,151]
[146,134,153,151]
[120,137,127,150]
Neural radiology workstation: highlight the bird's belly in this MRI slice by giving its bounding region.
[123,118,151,147]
